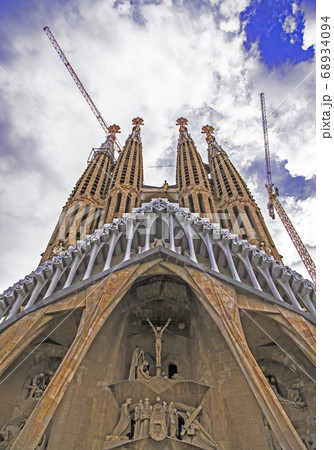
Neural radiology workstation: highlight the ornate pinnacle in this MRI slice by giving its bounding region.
[201,125,215,143]
[132,117,144,133]
[108,124,121,142]
[176,117,188,132]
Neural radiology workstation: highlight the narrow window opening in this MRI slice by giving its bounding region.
[198,193,205,214]
[125,194,132,213]
[188,195,195,212]
[114,192,122,214]
[178,416,185,438]
[168,363,177,379]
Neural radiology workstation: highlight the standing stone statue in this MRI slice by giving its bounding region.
[129,346,145,380]
[147,318,171,376]
[167,402,178,438]
[133,400,143,440]
[139,397,152,439]
[267,375,280,397]
[112,398,132,438]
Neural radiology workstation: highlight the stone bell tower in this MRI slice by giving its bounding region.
[104,117,144,222]
[201,125,280,260]
[0,119,315,449]
[176,118,217,222]
[41,125,121,263]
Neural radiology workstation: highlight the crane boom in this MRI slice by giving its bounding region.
[271,195,316,284]
[259,92,316,284]
[43,26,109,135]
[260,92,273,190]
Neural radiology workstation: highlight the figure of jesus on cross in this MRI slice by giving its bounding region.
[147,318,171,376]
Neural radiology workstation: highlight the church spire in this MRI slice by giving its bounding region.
[176,117,191,143]
[103,124,121,161]
[201,124,226,160]
[176,118,216,220]
[130,117,144,142]
[104,118,144,222]
[40,126,121,263]
[202,125,281,259]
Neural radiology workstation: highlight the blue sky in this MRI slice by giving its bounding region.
[241,0,315,68]
[0,0,316,288]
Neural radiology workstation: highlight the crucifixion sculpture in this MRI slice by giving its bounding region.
[147,318,171,376]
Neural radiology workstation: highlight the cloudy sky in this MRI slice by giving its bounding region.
[0,0,316,290]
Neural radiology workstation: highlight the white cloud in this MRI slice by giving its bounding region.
[115,1,132,17]
[299,0,316,50]
[282,15,297,35]
[0,0,316,289]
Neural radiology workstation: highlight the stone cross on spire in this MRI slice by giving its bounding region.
[201,124,223,159]
[176,117,188,132]
[201,124,215,143]
[132,117,144,132]
[108,124,121,142]
[131,117,144,141]
[176,117,190,143]
[97,124,121,161]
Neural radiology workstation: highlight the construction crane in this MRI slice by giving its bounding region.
[260,92,316,284]
[43,26,122,157]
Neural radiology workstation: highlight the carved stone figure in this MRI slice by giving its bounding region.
[52,243,65,256]
[25,370,55,400]
[180,406,217,449]
[111,398,132,438]
[139,397,152,439]
[267,375,281,397]
[167,402,178,439]
[149,397,167,441]
[26,373,45,399]
[0,424,21,449]
[104,396,217,448]
[137,360,150,380]
[133,400,143,440]
[287,384,305,407]
[301,430,314,449]
[128,346,144,380]
[147,318,171,376]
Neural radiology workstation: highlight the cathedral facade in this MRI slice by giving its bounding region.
[0,118,315,449]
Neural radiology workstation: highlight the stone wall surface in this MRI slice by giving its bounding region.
[0,255,315,449]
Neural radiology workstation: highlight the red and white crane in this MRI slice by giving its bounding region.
[43,26,122,157]
[260,92,316,284]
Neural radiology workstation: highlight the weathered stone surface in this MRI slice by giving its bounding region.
[0,256,315,449]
